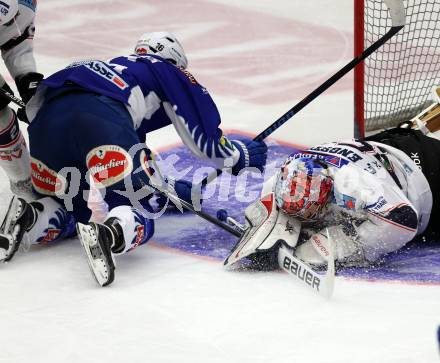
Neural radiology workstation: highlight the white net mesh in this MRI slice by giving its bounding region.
[363,0,440,131]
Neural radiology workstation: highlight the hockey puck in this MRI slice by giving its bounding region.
[217,209,228,222]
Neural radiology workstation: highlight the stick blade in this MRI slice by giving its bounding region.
[278,242,335,299]
[384,0,406,27]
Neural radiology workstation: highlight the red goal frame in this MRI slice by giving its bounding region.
[354,0,365,138]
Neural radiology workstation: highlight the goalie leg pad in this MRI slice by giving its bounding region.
[295,226,366,268]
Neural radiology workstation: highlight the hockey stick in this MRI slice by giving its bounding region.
[254,0,405,141]
[200,0,406,187]
[145,179,242,237]
[150,175,333,295]
[152,167,335,297]
[0,87,26,109]
[0,87,30,125]
[222,209,336,298]
[278,241,335,299]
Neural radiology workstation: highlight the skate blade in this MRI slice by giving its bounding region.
[77,223,114,287]
[0,234,13,262]
[0,196,21,236]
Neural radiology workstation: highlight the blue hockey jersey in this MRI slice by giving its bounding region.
[26,54,240,168]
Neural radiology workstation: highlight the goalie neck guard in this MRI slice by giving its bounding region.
[274,156,333,221]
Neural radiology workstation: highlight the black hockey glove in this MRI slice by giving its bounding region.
[15,72,44,103]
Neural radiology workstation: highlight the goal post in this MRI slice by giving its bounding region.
[354,0,440,137]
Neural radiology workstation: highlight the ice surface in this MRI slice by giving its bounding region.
[0,1,439,363]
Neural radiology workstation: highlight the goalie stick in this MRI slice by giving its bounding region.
[142,177,242,238]
[220,205,335,298]
[146,175,334,297]
[200,0,406,187]
[278,238,335,299]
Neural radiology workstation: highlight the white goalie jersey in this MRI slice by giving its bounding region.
[291,140,432,265]
[227,139,433,268]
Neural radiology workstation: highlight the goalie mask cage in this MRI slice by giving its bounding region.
[354,0,440,137]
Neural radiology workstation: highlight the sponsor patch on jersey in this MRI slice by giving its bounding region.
[367,196,387,212]
[292,152,348,168]
[342,195,356,210]
[86,145,133,187]
[31,158,67,196]
[179,68,198,85]
[83,61,129,90]
[334,191,357,210]
[309,146,363,163]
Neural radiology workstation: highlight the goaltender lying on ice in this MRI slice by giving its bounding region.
[224,86,440,285]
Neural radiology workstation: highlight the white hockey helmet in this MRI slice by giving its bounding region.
[134,31,188,69]
[0,0,19,26]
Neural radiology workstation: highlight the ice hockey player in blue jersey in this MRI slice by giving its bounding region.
[0,31,268,286]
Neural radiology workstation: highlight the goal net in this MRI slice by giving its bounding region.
[354,0,440,136]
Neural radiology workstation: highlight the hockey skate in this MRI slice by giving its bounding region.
[77,219,123,287]
[9,178,37,202]
[0,195,36,262]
